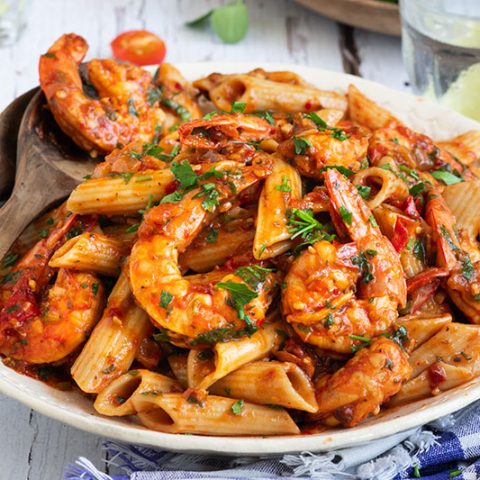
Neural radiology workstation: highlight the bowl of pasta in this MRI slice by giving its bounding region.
[1,33,480,455]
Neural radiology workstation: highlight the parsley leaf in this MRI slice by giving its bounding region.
[127,98,138,117]
[462,255,475,280]
[352,251,374,284]
[339,206,353,226]
[357,185,372,199]
[160,291,173,310]
[251,110,275,125]
[205,228,219,243]
[293,136,312,155]
[171,161,198,190]
[231,399,244,415]
[288,208,335,249]
[274,175,291,192]
[2,253,19,268]
[217,280,258,322]
[319,165,355,177]
[235,265,274,291]
[161,98,191,121]
[231,101,246,113]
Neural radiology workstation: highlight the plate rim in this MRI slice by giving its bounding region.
[1,61,480,455]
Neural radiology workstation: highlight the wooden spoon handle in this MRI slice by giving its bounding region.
[0,188,52,260]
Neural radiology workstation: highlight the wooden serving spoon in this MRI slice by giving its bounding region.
[0,90,97,260]
[0,87,38,200]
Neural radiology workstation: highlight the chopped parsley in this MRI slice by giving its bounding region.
[231,399,244,415]
[6,304,19,314]
[91,283,99,296]
[66,226,83,239]
[369,215,378,227]
[161,98,191,121]
[251,110,275,125]
[412,464,421,478]
[217,280,258,323]
[339,206,353,226]
[303,112,350,141]
[356,185,372,200]
[190,324,258,345]
[160,290,173,310]
[274,175,291,192]
[287,208,335,250]
[352,251,374,284]
[324,313,334,328]
[440,225,460,253]
[349,334,371,353]
[413,238,426,262]
[231,101,246,113]
[146,86,162,106]
[461,255,475,280]
[319,165,355,177]
[235,265,274,291]
[409,182,426,197]
[108,172,135,184]
[193,183,220,212]
[127,98,139,117]
[448,469,462,478]
[379,326,409,349]
[171,161,198,190]
[125,223,140,234]
[293,136,312,155]
[38,229,49,238]
[2,253,19,268]
[205,227,219,243]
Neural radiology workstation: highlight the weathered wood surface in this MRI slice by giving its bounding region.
[0,0,406,478]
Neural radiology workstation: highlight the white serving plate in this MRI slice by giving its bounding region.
[1,63,480,456]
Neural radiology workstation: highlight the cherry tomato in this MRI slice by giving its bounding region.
[111,30,166,66]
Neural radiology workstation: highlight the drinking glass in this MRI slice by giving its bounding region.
[400,0,480,121]
[0,0,29,47]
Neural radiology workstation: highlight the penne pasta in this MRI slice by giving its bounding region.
[443,181,480,248]
[253,156,302,260]
[67,169,174,215]
[408,323,480,379]
[210,360,318,413]
[348,84,398,130]
[439,131,480,166]
[396,312,452,348]
[49,232,128,276]
[187,322,284,389]
[94,369,182,416]
[71,265,152,393]
[208,74,347,113]
[390,362,474,406]
[167,354,188,388]
[352,167,409,210]
[134,393,300,435]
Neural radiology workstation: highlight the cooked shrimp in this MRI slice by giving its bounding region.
[130,155,278,342]
[283,169,406,353]
[311,337,411,427]
[277,117,370,179]
[426,191,480,323]
[0,217,104,363]
[39,34,165,155]
[178,114,274,150]
[368,123,475,180]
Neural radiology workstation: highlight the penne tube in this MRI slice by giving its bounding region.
[253,156,302,260]
[71,265,153,393]
[167,354,188,388]
[348,84,398,130]
[94,369,182,416]
[209,74,347,113]
[443,181,480,246]
[439,130,480,166]
[67,169,174,215]
[134,393,300,435]
[49,232,128,276]
[408,323,480,379]
[396,312,452,348]
[352,167,409,210]
[210,361,318,413]
[389,362,474,406]
[187,322,284,389]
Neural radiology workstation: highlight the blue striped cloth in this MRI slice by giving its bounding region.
[65,400,480,480]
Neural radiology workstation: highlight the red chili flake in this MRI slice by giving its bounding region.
[428,362,447,390]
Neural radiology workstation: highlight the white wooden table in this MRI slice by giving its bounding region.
[0,1,407,478]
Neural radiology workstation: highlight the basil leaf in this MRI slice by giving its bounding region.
[211,1,248,44]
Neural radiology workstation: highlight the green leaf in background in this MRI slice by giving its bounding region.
[186,1,248,45]
[185,10,213,28]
